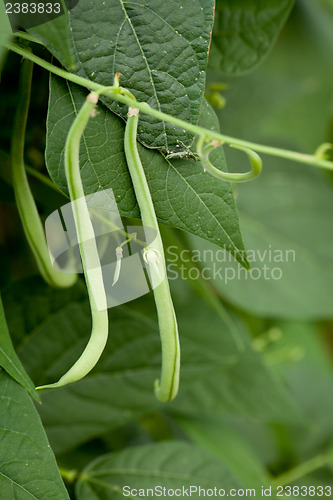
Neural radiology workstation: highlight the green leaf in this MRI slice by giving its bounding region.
[169,312,299,424]
[0,2,12,70]
[76,441,241,498]
[35,0,215,151]
[269,321,333,461]
[0,294,39,402]
[0,369,69,500]
[28,1,75,69]
[177,417,270,489]
[209,0,333,152]
[210,0,294,75]
[187,160,333,319]
[3,278,297,454]
[200,0,333,318]
[46,76,247,266]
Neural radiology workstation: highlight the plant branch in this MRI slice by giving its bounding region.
[25,165,64,193]
[272,453,332,486]
[6,42,333,173]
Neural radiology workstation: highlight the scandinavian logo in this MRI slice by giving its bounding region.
[45,189,163,310]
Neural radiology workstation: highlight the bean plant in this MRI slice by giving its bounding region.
[1,1,333,499]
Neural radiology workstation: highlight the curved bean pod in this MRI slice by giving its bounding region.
[124,107,180,402]
[11,59,77,288]
[36,92,109,389]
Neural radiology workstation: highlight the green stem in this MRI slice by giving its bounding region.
[272,453,332,486]
[25,165,64,193]
[11,57,77,289]
[36,93,109,389]
[90,209,146,248]
[58,467,78,483]
[6,42,333,173]
[124,107,180,402]
[14,31,44,45]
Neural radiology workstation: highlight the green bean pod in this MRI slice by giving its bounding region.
[11,58,77,288]
[124,107,180,402]
[36,92,109,390]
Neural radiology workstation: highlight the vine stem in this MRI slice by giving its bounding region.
[11,57,77,289]
[25,165,64,193]
[36,93,109,389]
[6,42,333,173]
[124,107,180,402]
[197,138,263,182]
[272,452,332,487]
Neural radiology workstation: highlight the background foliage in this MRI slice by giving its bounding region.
[1,0,333,498]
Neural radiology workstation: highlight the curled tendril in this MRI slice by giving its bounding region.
[314,143,333,161]
[197,136,262,182]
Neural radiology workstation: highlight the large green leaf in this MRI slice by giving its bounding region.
[210,0,294,75]
[46,76,248,266]
[3,278,297,454]
[76,441,241,498]
[177,417,270,489]
[0,295,38,402]
[210,0,333,152]
[28,1,75,69]
[199,0,333,318]
[187,160,333,319]
[267,321,333,461]
[0,369,69,500]
[34,0,215,151]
